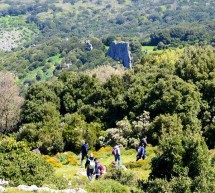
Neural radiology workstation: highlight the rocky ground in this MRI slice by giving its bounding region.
[0,29,21,51]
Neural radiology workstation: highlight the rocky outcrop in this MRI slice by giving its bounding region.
[0,179,8,186]
[106,41,132,68]
[0,186,6,192]
[0,179,87,193]
[85,40,93,51]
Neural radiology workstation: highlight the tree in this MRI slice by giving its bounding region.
[0,72,23,134]
[145,114,215,193]
[0,136,67,188]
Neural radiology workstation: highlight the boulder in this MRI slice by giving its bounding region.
[85,40,93,51]
[0,179,9,186]
[18,185,38,191]
[0,186,6,192]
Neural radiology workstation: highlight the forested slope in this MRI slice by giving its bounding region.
[0,1,215,192]
[0,0,214,46]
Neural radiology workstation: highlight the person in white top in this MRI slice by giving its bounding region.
[113,145,121,166]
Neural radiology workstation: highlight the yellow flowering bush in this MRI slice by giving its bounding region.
[44,155,62,168]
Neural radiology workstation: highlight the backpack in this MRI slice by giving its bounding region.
[112,148,116,155]
[100,164,106,174]
[88,159,95,169]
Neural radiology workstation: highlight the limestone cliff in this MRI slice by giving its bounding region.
[106,41,132,68]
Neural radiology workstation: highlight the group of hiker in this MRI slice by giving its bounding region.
[81,142,106,180]
[81,136,148,180]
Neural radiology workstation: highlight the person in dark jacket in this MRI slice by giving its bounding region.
[85,153,95,180]
[81,141,89,166]
[136,143,145,161]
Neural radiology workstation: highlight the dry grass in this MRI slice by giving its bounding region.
[85,64,126,83]
[0,3,10,10]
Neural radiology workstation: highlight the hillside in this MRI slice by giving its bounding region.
[0,1,215,193]
[0,0,214,85]
[0,0,214,47]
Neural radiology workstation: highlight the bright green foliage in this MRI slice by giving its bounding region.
[20,102,63,154]
[146,114,215,192]
[86,179,130,193]
[17,45,215,156]
[148,114,183,146]
[62,113,102,153]
[22,82,61,123]
[144,75,201,120]
[175,46,215,148]
[0,137,54,186]
[104,168,137,187]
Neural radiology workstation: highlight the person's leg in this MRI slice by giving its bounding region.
[89,169,94,180]
[81,153,86,166]
[87,169,93,180]
[117,155,121,166]
[86,168,90,180]
[115,155,117,162]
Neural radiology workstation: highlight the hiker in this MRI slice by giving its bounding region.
[94,158,106,180]
[112,145,121,166]
[141,136,148,158]
[85,153,95,180]
[136,143,145,161]
[81,141,89,166]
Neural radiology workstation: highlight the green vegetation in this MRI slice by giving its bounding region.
[0,0,214,47]
[0,0,215,192]
[0,15,39,51]
[0,137,67,189]
[141,46,156,52]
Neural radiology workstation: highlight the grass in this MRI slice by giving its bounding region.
[18,54,62,84]
[38,145,158,192]
[53,145,158,183]
[141,46,156,52]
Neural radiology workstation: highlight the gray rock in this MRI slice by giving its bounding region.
[0,186,6,192]
[18,185,38,191]
[16,185,87,193]
[85,40,93,51]
[106,41,132,68]
[0,179,9,185]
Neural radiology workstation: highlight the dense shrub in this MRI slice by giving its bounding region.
[104,168,137,187]
[124,160,147,169]
[0,137,54,186]
[87,179,130,193]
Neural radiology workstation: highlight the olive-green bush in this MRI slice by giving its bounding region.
[87,179,130,193]
[0,137,67,188]
[104,168,137,187]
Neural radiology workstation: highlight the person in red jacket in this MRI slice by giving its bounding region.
[94,158,106,180]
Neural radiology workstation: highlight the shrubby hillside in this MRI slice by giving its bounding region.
[1,45,215,192]
[0,0,215,85]
[0,0,214,46]
[0,0,215,192]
